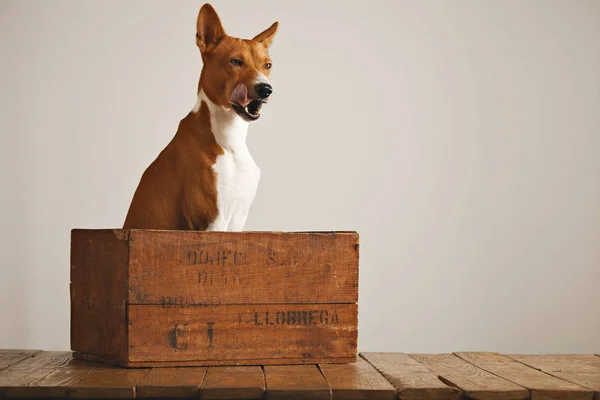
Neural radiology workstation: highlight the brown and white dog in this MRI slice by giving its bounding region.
[123,4,277,231]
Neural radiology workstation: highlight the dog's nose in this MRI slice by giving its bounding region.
[255,83,273,99]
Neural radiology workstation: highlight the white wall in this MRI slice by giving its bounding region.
[1,0,599,353]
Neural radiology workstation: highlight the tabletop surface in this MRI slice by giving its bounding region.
[0,350,599,399]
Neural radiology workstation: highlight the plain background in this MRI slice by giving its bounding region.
[1,0,599,353]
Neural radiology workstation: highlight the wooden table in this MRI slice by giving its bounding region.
[0,350,598,399]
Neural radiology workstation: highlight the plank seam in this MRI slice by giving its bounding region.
[505,355,600,393]
[435,374,468,394]
[65,368,93,397]
[407,354,470,395]
[452,353,535,398]
[126,302,358,306]
[123,356,354,363]
[315,363,333,400]
[261,365,267,394]
[0,351,42,373]
[125,229,131,365]
[453,353,592,397]
[359,353,454,398]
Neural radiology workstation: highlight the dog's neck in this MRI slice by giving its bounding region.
[192,90,249,152]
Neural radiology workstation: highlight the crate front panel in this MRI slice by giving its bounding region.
[127,230,359,305]
[127,304,358,363]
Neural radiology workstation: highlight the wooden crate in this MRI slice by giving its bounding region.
[70,229,359,367]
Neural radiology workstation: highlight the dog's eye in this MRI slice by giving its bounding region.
[230,58,243,67]
[264,62,272,69]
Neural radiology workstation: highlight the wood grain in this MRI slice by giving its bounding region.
[0,352,73,386]
[507,355,600,400]
[70,229,130,364]
[135,367,207,398]
[0,350,39,371]
[128,304,358,364]
[200,366,264,399]
[127,230,359,305]
[0,352,75,397]
[70,229,130,306]
[456,352,594,400]
[319,357,396,400]
[264,365,331,400]
[411,354,528,400]
[361,352,461,400]
[71,229,359,366]
[69,368,150,399]
[4,367,90,398]
[74,352,355,367]
[71,303,127,365]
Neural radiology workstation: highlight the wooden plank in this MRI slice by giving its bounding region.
[135,367,207,398]
[70,229,130,364]
[70,229,130,306]
[0,350,40,371]
[69,368,150,399]
[70,303,126,365]
[128,304,357,364]
[127,230,359,305]
[456,352,594,400]
[74,352,355,367]
[410,354,528,400]
[507,355,600,400]
[3,367,90,398]
[508,354,600,372]
[265,365,330,399]
[361,353,460,400]
[0,352,117,398]
[0,352,73,387]
[319,357,396,400]
[200,366,264,399]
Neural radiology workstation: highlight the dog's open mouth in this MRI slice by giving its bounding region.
[231,99,264,121]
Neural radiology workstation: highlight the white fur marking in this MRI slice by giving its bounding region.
[254,72,271,86]
[195,91,261,232]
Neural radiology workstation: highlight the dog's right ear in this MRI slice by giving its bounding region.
[196,4,226,53]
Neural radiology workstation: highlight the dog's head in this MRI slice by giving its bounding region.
[196,4,278,122]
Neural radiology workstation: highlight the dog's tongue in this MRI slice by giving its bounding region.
[230,83,251,107]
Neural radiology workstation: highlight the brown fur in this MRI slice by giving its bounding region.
[123,4,277,230]
[123,103,223,230]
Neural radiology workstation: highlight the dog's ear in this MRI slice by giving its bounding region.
[196,4,227,53]
[252,21,279,49]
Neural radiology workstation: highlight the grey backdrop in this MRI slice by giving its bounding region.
[1,0,599,352]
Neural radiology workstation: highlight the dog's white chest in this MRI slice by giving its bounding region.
[196,92,260,232]
[209,148,260,231]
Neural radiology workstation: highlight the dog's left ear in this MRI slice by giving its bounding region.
[252,22,279,49]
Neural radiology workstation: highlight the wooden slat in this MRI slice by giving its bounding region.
[69,368,151,399]
[4,367,90,398]
[200,366,264,399]
[127,230,359,305]
[71,303,127,365]
[264,365,331,400]
[361,353,461,400]
[76,352,356,367]
[70,229,130,364]
[411,354,528,400]
[319,357,396,400]
[0,352,73,388]
[456,352,594,400]
[507,355,600,400]
[135,367,206,398]
[0,350,39,371]
[128,304,357,364]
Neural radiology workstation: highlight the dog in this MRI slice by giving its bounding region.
[123,3,278,231]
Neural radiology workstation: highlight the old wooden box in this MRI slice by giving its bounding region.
[70,229,359,367]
